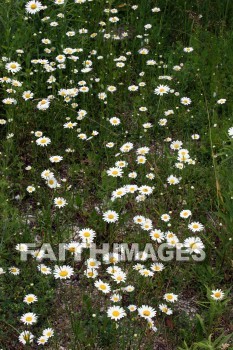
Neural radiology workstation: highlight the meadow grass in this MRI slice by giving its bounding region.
[0,0,233,349]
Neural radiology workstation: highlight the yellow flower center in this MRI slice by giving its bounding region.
[190,243,197,249]
[100,284,106,290]
[24,334,30,341]
[112,310,120,317]
[26,316,33,322]
[59,270,68,277]
[143,310,150,316]
[27,297,34,302]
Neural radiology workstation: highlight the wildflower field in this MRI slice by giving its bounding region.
[0,0,233,348]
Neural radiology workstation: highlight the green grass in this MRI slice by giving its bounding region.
[0,0,233,348]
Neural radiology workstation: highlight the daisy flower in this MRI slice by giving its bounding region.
[112,271,127,284]
[47,176,58,189]
[184,237,204,254]
[19,331,34,345]
[150,229,164,243]
[107,306,126,321]
[138,48,149,55]
[20,312,38,325]
[53,265,74,279]
[49,155,63,163]
[192,134,200,140]
[107,167,123,177]
[139,268,154,277]
[103,253,120,264]
[63,121,77,129]
[120,142,134,153]
[41,169,53,179]
[34,132,43,139]
[151,263,165,272]
[110,293,122,302]
[180,97,192,105]
[103,210,119,223]
[84,269,98,279]
[107,85,117,93]
[180,209,192,218]
[138,185,153,196]
[124,285,135,292]
[135,251,148,261]
[37,336,49,345]
[211,289,225,301]
[79,228,96,241]
[36,136,51,147]
[16,243,28,252]
[115,160,127,168]
[38,264,52,275]
[0,268,5,275]
[159,304,173,315]
[228,127,233,138]
[37,99,50,110]
[141,220,153,231]
[5,62,22,74]
[86,258,101,269]
[217,98,226,104]
[25,0,43,14]
[23,294,38,304]
[133,215,146,224]
[136,155,146,164]
[167,175,180,185]
[2,98,17,105]
[128,305,137,312]
[125,184,138,193]
[65,242,82,254]
[42,328,54,338]
[54,197,67,208]
[154,84,170,95]
[26,185,35,193]
[183,47,194,53]
[22,91,34,100]
[188,222,204,232]
[161,214,170,222]
[164,293,178,303]
[138,305,156,319]
[128,85,138,91]
[111,187,127,200]
[94,279,111,294]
